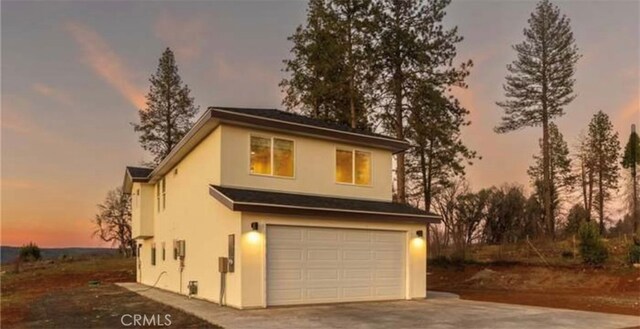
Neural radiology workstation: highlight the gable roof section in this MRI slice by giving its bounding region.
[123,166,153,193]
[211,107,406,149]
[127,166,153,180]
[209,185,441,224]
[144,106,410,183]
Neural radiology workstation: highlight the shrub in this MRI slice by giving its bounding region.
[561,250,574,259]
[628,243,640,264]
[578,222,608,265]
[19,242,41,262]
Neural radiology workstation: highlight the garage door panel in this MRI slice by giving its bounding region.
[375,286,403,297]
[269,227,304,241]
[307,229,340,242]
[343,287,373,298]
[307,249,339,261]
[306,269,339,280]
[269,269,303,281]
[306,287,339,300]
[268,226,406,306]
[343,249,371,261]
[344,230,372,242]
[343,269,373,280]
[269,248,304,261]
[269,288,303,302]
[342,260,375,269]
[374,250,401,260]
[375,269,404,279]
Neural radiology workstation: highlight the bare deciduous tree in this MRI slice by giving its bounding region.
[93,187,135,257]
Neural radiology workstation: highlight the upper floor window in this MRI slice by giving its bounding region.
[156,178,166,212]
[250,135,294,177]
[156,183,160,212]
[336,149,371,185]
[161,178,166,210]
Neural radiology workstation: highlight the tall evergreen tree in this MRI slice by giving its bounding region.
[527,122,574,234]
[377,0,472,203]
[575,132,595,221]
[482,184,528,244]
[407,82,476,211]
[133,48,199,165]
[622,124,640,235]
[585,111,621,235]
[281,0,378,129]
[495,0,580,238]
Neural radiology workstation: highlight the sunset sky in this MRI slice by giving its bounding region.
[1,0,638,247]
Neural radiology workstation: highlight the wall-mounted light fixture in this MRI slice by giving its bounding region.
[416,230,424,238]
[251,222,259,231]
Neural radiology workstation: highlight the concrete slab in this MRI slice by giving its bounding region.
[426,290,460,299]
[117,283,640,329]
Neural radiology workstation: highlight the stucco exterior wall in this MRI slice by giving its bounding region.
[131,182,154,239]
[134,123,429,309]
[239,212,427,309]
[137,128,246,308]
[219,124,393,201]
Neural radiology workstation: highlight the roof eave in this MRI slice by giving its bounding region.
[208,186,441,224]
[210,107,411,153]
[147,106,411,184]
[123,169,151,194]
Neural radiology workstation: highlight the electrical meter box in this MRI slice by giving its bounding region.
[177,240,186,258]
[218,257,228,273]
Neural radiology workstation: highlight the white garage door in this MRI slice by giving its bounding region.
[267,225,406,306]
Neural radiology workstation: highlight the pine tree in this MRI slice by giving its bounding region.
[575,132,595,221]
[495,0,580,238]
[377,0,472,203]
[281,0,378,129]
[622,124,640,235]
[407,82,476,211]
[527,122,574,234]
[585,111,621,235]
[133,48,199,165]
[281,0,342,123]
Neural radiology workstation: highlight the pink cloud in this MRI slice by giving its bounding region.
[154,11,208,62]
[1,178,40,190]
[2,107,36,135]
[32,83,73,105]
[613,95,639,145]
[65,21,146,109]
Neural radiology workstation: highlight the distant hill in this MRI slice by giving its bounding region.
[0,246,119,264]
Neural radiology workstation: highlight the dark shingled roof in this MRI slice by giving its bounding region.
[209,185,440,223]
[126,166,153,181]
[211,107,403,142]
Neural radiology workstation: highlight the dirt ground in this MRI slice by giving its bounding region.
[429,263,640,316]
[1,256,219,328]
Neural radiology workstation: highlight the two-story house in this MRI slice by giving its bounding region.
[123,107,441,309]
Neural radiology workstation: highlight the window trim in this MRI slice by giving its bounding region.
[334,146,373,187]
[248,133,296,179]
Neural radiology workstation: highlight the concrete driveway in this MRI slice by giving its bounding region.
[119,283,640,329]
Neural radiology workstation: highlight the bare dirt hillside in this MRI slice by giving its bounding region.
[1,256,219,328]
[429,263,640,316]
